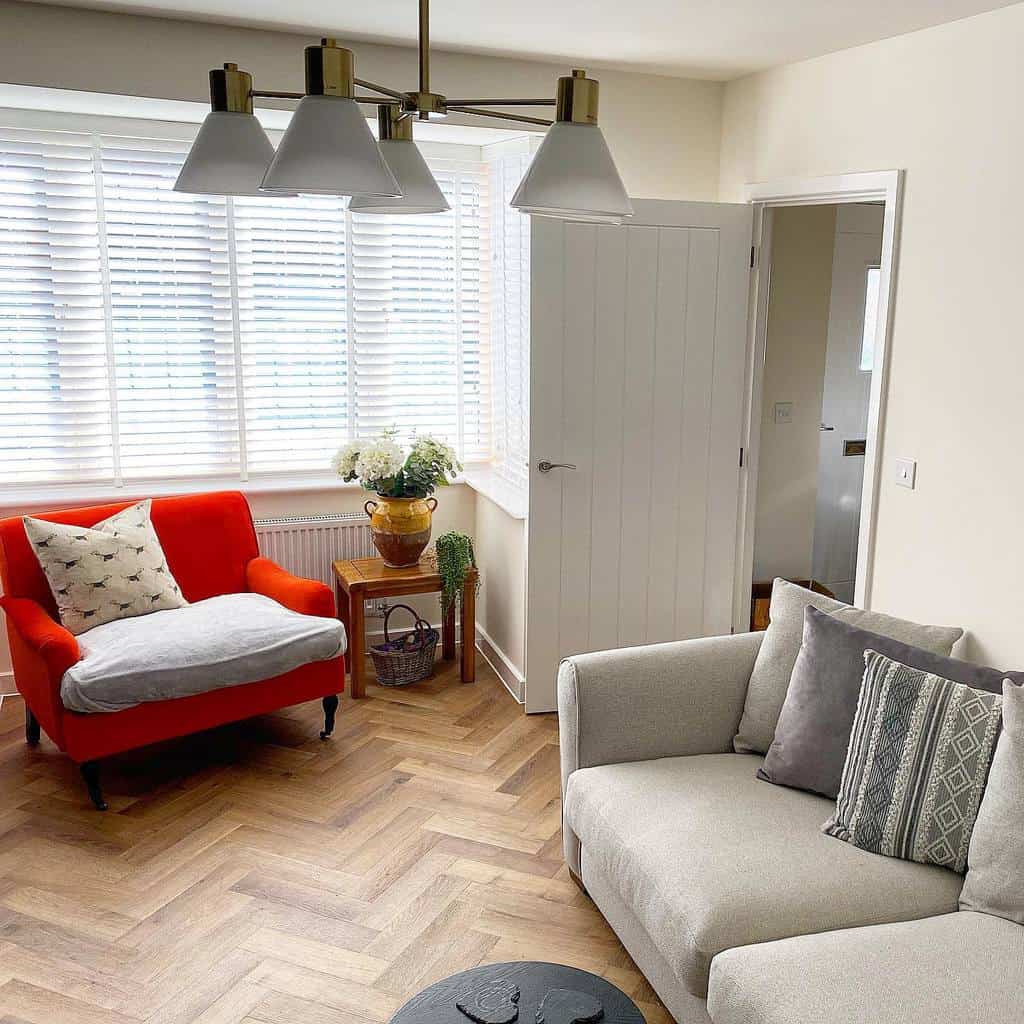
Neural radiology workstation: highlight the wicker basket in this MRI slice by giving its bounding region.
[369,604,439,687]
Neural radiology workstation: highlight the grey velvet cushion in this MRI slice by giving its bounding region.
[562,752,960,999]
[823,651,1003,873]
[707,912,1024,1024]
[759,606,1016,798]
[61,593,346,712]
[960,679,1024,924]
[734,578,963,754]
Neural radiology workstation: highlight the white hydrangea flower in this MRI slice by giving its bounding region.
[331,439,362,480]
[355,437,404,485]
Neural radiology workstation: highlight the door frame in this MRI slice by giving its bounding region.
[732,170,904,633]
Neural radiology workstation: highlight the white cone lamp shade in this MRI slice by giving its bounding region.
[511,70,633,225]
[175,64,294,197]
[262,95,400,196]
[175,111,281,196]
[349,107,448,214]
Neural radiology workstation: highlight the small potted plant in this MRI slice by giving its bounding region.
[333,429,460,567]
[435,531,479,618]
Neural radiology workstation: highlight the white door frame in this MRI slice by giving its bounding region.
[732,170,905,632]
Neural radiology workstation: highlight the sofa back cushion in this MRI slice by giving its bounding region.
[734,579,963,754]
[960,680,1024,923]
[0,491,258,614]
[759,606,1020,798]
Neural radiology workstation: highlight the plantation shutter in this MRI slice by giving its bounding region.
[348,160,490,462]
[97,134,239,481]
[0,121,499,491]
[488,151,531,490]
[0,127,112,485]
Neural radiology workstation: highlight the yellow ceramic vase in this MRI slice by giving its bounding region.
[364,495,438,568]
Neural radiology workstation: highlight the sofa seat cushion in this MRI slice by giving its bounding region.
[563,753,961,998]
[707,911,1024,1024]
[61,593,346,712]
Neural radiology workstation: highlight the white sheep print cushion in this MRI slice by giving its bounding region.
[23,499,187,635]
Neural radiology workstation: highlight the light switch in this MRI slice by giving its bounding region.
[895,457,917,489]
[774,402,793,425]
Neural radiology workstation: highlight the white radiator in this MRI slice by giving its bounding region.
[254,513,374,589]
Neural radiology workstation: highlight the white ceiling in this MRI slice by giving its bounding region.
[32,0,1018,79]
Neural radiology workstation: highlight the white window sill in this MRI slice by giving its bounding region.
[0,468,527,519]
[462,466,528,520]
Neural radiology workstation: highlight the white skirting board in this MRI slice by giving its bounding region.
[474,623,526,704]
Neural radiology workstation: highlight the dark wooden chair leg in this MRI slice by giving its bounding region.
[25,706,40,746]
[80,761,108,811]
[320,694,340,740]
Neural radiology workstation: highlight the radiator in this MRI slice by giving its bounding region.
[254,513,374,589]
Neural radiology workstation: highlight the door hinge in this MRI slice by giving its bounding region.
[750,246,757,269]
[739,446,745,467]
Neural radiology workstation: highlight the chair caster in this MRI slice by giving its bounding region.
[25,706,40,746]
[80,761,108,811]
[320,694,339,740]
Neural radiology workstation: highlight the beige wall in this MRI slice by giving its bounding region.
[473,494,526,682]
[721,3,1024,666]
[753,205,835,582]
[0,1,724,201]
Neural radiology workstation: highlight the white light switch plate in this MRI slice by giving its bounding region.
[774,402,793,425]
[895,457,917,489]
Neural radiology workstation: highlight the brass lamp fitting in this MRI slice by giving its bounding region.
[555,68,599,125]
[305,37,355,97]
[377,104,413,141]
[209,63,254,114]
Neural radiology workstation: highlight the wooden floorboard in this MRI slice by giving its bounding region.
[0,659,671,1024]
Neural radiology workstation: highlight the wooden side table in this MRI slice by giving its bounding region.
[333,556,477,698]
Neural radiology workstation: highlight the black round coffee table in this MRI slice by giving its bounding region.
[390,962,645,1024]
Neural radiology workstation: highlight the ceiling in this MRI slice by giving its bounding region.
[33,0,1018,79]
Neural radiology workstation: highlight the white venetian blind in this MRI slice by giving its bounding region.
[488,150,531,490]
[0,127,112,484]
[0,119,504,491]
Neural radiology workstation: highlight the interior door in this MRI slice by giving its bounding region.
[525,200,752,712]
[811,205,883,604]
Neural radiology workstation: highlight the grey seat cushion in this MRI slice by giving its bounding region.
[707,912,1024,1024]
[563,753,961,998]
[61,593,346,712]
[735,578,963,754]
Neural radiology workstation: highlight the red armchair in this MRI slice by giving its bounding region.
[0,491,345,809]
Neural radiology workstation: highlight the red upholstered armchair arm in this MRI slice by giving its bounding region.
[0,597,80,749]
[0,597,80,678]
[245,557,336,618]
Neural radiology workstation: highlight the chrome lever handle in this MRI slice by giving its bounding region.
[538,460,577,473]
[820,424,835,431]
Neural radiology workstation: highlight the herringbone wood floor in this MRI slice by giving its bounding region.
[0,657,670,1024]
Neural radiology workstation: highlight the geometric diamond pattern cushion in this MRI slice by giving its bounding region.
[23,499,187,635]
[823,650,1003,873]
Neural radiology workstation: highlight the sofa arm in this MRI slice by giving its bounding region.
[245,557,336,618]
[558,631,763,794]
[0,596,80,750]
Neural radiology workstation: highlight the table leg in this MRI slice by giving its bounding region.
[349,592,366,699]
[442,602,456,661]
[460,578,476,683]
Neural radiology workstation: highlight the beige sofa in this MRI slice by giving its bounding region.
[558,632,1023,1024]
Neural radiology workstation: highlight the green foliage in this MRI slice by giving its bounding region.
[435,531,479,615]
[402,435,461,498]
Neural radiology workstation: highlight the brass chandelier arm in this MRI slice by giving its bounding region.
[354,77,412,102]
[447,105,554,127]
[251,89,305,100]
[444,98,556,107]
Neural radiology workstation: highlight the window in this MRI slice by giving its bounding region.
[860,266,881,372]
[0,122,498,490]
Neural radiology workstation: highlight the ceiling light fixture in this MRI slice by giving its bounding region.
[349,104,450,215]
[174,0,632,222]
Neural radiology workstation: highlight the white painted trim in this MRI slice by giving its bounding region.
[475,623,526,704]
[734,170,904,630]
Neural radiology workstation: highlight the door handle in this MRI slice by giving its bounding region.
[820,424,835,431]
[538,460,577,473]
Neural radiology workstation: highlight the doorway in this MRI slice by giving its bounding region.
[735,170,903,631]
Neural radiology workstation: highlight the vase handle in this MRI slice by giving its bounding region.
[426,497,438,512]
[364,499,378,518]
